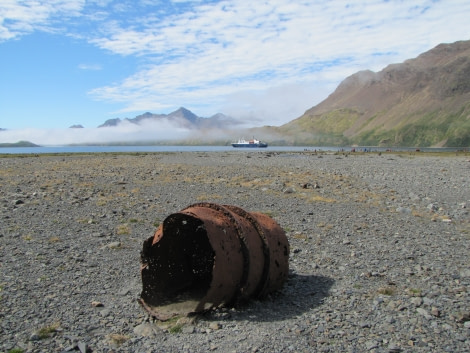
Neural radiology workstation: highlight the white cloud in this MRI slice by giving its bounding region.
[0,0,85,41]
[2,0,470,129]
[0,121,192,145]
[84,0,470,124]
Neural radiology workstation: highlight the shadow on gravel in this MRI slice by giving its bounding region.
[217,273,335,322]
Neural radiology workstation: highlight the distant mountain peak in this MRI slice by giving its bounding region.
[168,107,199,122]
[96,107,242,130]
[98,118,122,128]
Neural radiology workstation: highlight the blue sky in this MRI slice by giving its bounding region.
[1,0,469,144]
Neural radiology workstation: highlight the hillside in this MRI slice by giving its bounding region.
[0,140,40,148]
[277,40,470,147]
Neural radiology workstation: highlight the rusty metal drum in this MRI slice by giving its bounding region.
[140,203,289,320]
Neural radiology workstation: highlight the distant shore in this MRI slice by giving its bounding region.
[0,140,40,148]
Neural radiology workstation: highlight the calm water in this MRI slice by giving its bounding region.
[0,145,464,154]
[0,145,337,154]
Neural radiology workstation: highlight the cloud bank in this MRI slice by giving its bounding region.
[1,0,470,140]
[0,120,193,146]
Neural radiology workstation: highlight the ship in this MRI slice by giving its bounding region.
[231,138,268,148]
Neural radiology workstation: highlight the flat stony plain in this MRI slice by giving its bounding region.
[1,150,469,353]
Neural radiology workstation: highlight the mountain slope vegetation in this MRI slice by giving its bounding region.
[277,40,470,147]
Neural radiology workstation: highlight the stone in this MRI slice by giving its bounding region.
[411,297,423,306]
[416,308,432,319]
[133,322,158,337]
[78,342,88,353]
[396,207,411,214]
[182,325,196,334]
[365,340,379,350]
[209,322,221,330]
[387,344,402,352]
[102,241,121,249]
[283,187,296,194]
[29,333,40,341]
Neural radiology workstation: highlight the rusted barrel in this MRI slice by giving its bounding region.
[139,203,289,320]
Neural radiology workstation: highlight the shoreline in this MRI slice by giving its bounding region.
[1,149,469,158]
[0,144,468,155]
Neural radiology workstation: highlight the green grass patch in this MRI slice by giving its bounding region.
[8,348,25,353]
[168,323,183,334]
[37,322,60,339]
[377,287,395,296]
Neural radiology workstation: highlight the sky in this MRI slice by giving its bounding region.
[1,0,469,144]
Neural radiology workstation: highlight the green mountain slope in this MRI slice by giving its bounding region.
[277,40,470,147]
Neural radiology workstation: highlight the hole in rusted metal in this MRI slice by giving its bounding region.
[141,214,215,312]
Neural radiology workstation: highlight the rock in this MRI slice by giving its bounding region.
[209,322,221,330]
[431,307,440,317]
[416,308,432,319]
[78,341,88,353]
[456,312,470,323]
[29,333,40,341]
[404,267,414,275]
[283,187,296,194]
[101,241,121,249]
[134,323,159,337]
[396,206,411,214]
[99,308,111,317]
[118,287,131,296]
[422,297,433,306]
[387,343,402,352]
[365,340,379,350]
[182,325,196,334]
[411,297,423,306]
[459,269,470,277]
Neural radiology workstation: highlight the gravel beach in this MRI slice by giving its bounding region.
[1,151,469,353]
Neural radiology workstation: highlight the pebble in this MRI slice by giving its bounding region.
[411,297,423,306]
[133,323,159,337]
[416,308,432,319]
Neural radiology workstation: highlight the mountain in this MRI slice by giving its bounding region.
[0,140,40,147]
[98,107,241,130]
[99,118,123,128]
[69,124,84,128]
[278,40,470,147]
